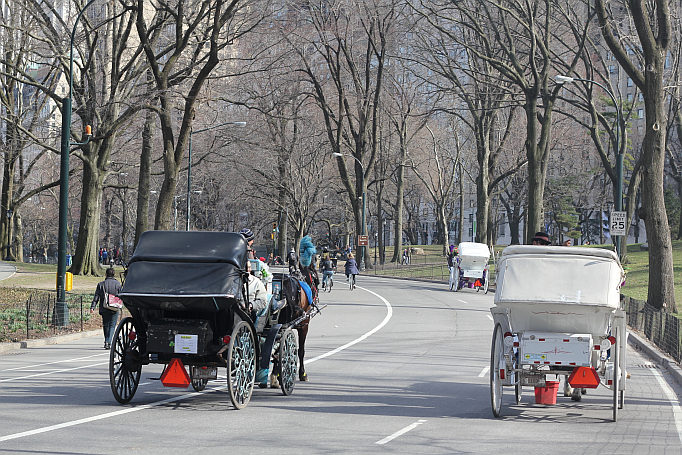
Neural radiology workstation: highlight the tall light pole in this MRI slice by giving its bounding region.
[188,121,245,230]
[556,75,622,259]
[333,152,366,270]
[56,1,95,325]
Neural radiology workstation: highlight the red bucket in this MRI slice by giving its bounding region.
[534,381,559,405]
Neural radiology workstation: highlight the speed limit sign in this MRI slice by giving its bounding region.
[610,211,627,236]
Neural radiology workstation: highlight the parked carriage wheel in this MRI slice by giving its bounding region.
[279,328,299,396]
[453,267,461,292]
[227,321,256,410]
[190,366,208,392]
[490,324,504,417]
[109,317,142,404]
[484,269,490,294]
[612,326,620,422]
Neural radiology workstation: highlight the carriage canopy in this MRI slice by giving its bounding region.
[119,231,248,311]
[494,245,624,308]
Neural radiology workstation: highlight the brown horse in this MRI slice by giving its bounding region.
[280,270,318,381]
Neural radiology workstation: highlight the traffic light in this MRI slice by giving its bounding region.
[273,222,277,232]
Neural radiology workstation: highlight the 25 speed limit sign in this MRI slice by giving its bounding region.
[610,211,627,236]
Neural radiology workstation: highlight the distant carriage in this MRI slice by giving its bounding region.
[449,242,491,293]
[109,231,321,409]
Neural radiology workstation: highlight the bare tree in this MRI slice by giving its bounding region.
[595,0,676,311]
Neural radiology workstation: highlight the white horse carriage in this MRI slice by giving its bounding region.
[489,245,627,421]
[449,242,491,293]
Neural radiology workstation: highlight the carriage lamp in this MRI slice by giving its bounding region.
[222,335,231,344]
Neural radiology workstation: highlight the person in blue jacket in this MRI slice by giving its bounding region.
[344,253,359,289]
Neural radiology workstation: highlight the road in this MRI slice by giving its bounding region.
[1,275,682,454]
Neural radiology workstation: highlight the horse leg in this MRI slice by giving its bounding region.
[297,324,309,381]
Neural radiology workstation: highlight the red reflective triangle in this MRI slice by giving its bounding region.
[567,366,600,389]
[160,358,191,388]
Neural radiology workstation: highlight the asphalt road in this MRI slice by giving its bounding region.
[2,275,682,454]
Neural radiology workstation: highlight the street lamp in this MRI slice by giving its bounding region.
[56,1,96,326]
[333,152,366,270]
[188,121,246,230]
[4,209,12,261]
[556,75,622,259]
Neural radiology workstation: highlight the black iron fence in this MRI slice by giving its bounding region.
[0,290,101,343]
[623,295,682,363]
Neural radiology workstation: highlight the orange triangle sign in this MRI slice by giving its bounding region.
[160,358,191,388]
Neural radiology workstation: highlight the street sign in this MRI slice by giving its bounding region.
[610,211,627,236]
[357,235,369,247]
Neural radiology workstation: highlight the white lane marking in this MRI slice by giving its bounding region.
[651,368,682,444]
[0,287,393,442]
[306,286,392,364]
[0,385,227,442]
[375,420,427,445]
[458,299,467,303]
[486,315,493,321]
[478,366,490,377]
[0,362,109,382]
[2,354,109,372]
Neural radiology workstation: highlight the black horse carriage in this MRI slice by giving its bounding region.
[109,231,315,409]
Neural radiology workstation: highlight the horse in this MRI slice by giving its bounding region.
[280,266,319,382]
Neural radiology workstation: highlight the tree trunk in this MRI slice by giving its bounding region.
[134,102,156,252]
[70,150,105,276]
[525,98,545,243]
[392,159,405,262]
[13,213,22,262]
[641,65,676,311]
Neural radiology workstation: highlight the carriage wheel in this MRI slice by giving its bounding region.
[279,328,299,396]
[190,366,208,392]
[612,326,620,422]
[227,321,256,410]
[109,317,142,404]
[484,271,490,294]
[490,324,504,417]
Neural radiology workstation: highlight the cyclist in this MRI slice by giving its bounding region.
[344,252,359,289]
[320,254,335,290]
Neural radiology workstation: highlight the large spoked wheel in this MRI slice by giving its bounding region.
[190,366,208,392]
[453,267,460,292]
[612,327,619,422]
[227,321,256,410]
[109,317,142,404]
[484,269,490,294]
[490,324,504,417]
[278,328,299,396]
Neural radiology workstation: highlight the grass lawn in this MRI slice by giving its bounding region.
[0,263,125,306]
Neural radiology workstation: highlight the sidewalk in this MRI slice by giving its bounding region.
[0,261,17,281]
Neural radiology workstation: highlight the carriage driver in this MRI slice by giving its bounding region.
[244,260,273,388]
[240,228,257,260]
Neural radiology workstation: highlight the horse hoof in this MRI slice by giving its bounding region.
[299,373,309,382]
[270,375,280,388]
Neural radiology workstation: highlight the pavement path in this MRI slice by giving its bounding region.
[0,260,16,281]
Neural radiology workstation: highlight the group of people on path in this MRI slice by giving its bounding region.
[99,246,122,265]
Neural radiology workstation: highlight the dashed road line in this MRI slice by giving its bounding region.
[375,420,427,445]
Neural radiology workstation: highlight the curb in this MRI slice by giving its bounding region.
[627,328,682,386]
[0,329,102,354]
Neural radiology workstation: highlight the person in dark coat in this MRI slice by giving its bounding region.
[344,253,359,289]
[90,267,122,349]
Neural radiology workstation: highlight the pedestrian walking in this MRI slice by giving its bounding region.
[90,267,122,349]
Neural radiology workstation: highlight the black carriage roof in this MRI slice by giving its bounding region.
[130,231,248,268]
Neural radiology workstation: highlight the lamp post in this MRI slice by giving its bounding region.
[4,209,12,261]
[333,152,366,270]
[56,1,95,326]
[556,75,622,259]
[188,121,245,230]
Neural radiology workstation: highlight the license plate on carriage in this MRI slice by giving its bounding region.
[193,367,218,380]
[521,374,546,387]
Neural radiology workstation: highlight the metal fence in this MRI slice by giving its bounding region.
[0,291,101,343]
[623,295,682,363]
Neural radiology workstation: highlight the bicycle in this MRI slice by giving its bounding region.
[348,274,356,290]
